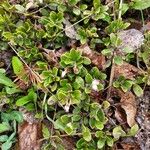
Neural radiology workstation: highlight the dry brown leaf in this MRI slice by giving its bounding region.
[64,19,76,39]
[18,122,42,150]
[114,62,142,80]
[121,143,140,150]
[120,91,137,127]
[61,137,75,150]
[115,107,126,125]
[78,44,106,69]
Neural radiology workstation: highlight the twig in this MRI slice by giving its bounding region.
[52,14,92,40]
[8,42,42,83]
[107,54,115,100]
[51,132,96,138]
[118,0,123,19]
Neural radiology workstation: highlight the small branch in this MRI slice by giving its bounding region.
[8,42,42,82]
[118,0,123,19]
[107,55,115,100]
[51,132,96,138]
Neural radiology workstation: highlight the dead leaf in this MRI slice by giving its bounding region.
[115,107,127,125]
[18,122,42,150]
[121,143,140,150]
[17,107,41,150]
[110,89,137,127]
[62,137,75,150]
[114,62,142,80]
[120,91,137,127]
[141,22,150,32]
[78,44,106,69]
[64,19,76,39]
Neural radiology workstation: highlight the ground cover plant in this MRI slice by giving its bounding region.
[0,0,150,149]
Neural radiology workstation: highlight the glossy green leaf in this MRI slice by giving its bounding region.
[0,135,8,142]
[85,73,93,84]
[0,73,15,87]
[16,90,37,106]
[82,125,91,142]
[0,122,10,134]
[133,84,143,97]
[12,56,24,75]
[114,56,123,65]
[113,126,126,139]
[97,138,105,149]
[127,124,139,136]
[42,124,50,139]
[131,0,150,10]
[106,136,114,147]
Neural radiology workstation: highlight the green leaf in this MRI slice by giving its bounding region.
[83,57,91,65]
[42,124,50,139]
[5,87,21,94]
[2,141,13,150]
[70,49,81,61]
[127,124,139,136]
[57,90,67,100]
[73,8,81,15]
[113,126,126,139]
[133,84,143,97]
[68,0,80,5]
[102,101,110,109]
[121,80,133,92]
[74,76,84,89]
[72,114,81,122]
[47,95,57,105]
[71,90,81,100]
[121,3,129,15]
[131,0,150,10]
[77,28,87,44]
[12,56,24,75]
[16,90,37,106]
[0,122,10,134]
[95,121,104,130]
[0,73,15,87]
[114,56,123,65]
[106,20,130,34]
[106,136,114,147]
[101,48,112,56]
[1,111,23,123]
[95,131,104,138]
[93,0,101,8]
[61,115,70,124]
[10,111,23,123]
[15,4,26,13]
[97,108,105,122]
[97,138,105,149]
[65,122,74,135]
[85,73,93,84]
[0,135,8,142]
[82,125,91,142]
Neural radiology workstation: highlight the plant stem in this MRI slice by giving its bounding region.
[140,10,145,26]
[107,55,115,100]
[118,0,123,19]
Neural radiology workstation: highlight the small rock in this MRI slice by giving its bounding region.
[118,29,144,53]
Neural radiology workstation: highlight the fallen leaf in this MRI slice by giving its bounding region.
[141,21,150,31]
[64,19,76,39]
[114,62,142,80]
[78,44,106,69]
[120,91,137,127]
[121,143,140,150]
[115,107,126,125]
[18,122,42,150]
